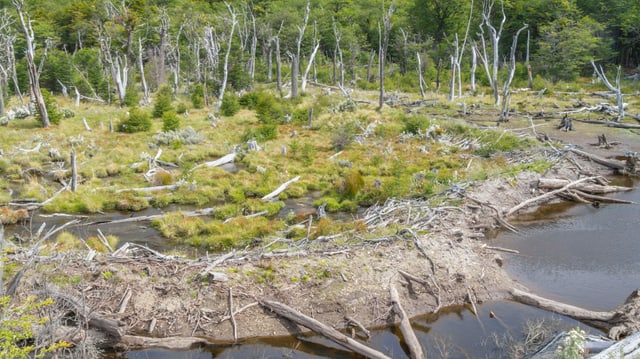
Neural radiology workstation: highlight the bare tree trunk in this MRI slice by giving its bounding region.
[13,0,49,127]
[478,0,506,106]
[71,149,77,192]
[138,37,150,105]
[436,58,442,92]
[449,55,456,102]
[417,52,426,100]
[0,81,4,115]
[157,9,169,86]
[267,45,273,82]
[301,42,320,92]
[499,24,527,122]
[248,7,257,81]
[217,4,238,113]
[591,61,624,122]
[470,45,477,93]
[276,36,282,95]
[367,49,375,83]
[526,30,533,89]
[378,1,394,110]
[291,0,310,99]
[290,53,299,98]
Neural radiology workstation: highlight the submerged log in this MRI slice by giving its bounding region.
[389,285,426,359]
[260,300,392,359]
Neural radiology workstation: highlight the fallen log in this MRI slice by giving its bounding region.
[504,177,597,218]
[261,176,301,201]
[537,178,632,194]
[192,153,236,170]
[510,288,616,323]
[86,207,215,226]
[260,300,392,359]
[116,335,214,350]
[389,285,426,359]
[569,148,625,171]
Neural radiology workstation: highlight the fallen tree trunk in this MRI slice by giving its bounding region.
[510,288,616,322]
[569,148,625,171]
[504,177,597,217]
[115,335,215,350]
[537,178,632,194]
[389,285,425,359]
[260,300,392,359]
[86,207,215,226]
[192,153,236,170]
[261,176,300,201]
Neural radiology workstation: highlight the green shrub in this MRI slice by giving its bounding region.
[153,86,174,118]
[123,85,140,107]
[255,92,288,124]
[331,122,357,150]
[239,91,260,109]
[403,115,429,135]
[241,124,279,142]
[41,89,62,125]
[162,111,180,132]
[118,107,152,133]
[220,94,240,116]
[342,170,364,199]
[191,84,205,109]
[176,102,188,114]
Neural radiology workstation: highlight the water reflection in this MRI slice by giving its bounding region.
[492,181,639,310]
[124,301,594,359]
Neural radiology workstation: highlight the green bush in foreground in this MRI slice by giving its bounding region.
[118,107,152,133]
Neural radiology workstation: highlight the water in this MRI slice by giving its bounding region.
[492,178,640,311]
[124,301,594,359]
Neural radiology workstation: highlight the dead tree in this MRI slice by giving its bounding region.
[378,1,395,109]
[526,30,533,89]
[332,18,344,87]
[202,25,220,107]
[499,24,528,121]
[274,21,284,94]
[247,5,257,81]
[217,3,238,113]
[290,0,311,98]
[0,9,12,115]
[477,0,507,106]
[367,49,376,83]
[12,0,49,126]
[591,60,624,122]
[156,8,169,87]
[417,52,426,100]
[301,41,320,93]
[98,28,129,105]
[137,37,150,105]
[470,44,477,93]
[557,114,574,131]
[449,0,474,101]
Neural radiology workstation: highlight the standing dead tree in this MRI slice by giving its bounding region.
[288,0,311,98]
[591,60,624,122]
[202,25,220,107]
[332,18,344,87]
[477,0,506,106]
[217,3,238,113]
[137,37,151,105]
[12,0,49,127]
[449,0,474,102]
[0,9,13,116]
[378,1,395,109]
[498,24,528,121]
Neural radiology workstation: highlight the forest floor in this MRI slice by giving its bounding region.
[5,91,640,353]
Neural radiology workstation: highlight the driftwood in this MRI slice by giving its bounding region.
[261,176,300,201]
[86,207,215,226]
[192,153,236,170]
[537,178,632,194]
[389,285,426,359]
[569,148,625,170]
[260,300,392,359]
[504,177,597,217]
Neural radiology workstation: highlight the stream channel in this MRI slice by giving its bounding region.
[116,178,640,358]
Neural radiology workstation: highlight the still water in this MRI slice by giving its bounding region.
[121,182,640,359]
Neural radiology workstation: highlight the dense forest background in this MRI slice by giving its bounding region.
[0,0,639,113]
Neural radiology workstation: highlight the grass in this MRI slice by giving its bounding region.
[2,80,598,253]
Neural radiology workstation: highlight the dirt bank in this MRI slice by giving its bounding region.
[5,120,639,352]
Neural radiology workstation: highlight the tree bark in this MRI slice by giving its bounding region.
[260,300,392,359]
[13,0,49,127]
[389,285,425,359]
[217,4,238,113]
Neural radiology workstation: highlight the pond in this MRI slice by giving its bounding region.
[118,179,638,358]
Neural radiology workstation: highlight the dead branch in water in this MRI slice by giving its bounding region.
[389,285,426,359]
[260,300,392,359]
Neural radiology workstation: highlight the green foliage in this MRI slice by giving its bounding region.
[0,296,70,358]
[342,170,364,199]
[255,92,289,124]
[191,84,205,109]
[123,84,141,107]
[331,122,357,150]
[41,89,62,126]
[241,124,279,142]
[239,91,261,109]
[162,111,180,132]
[536,16,609,81]
[153,86,174,118]
[220,94,241,116]
[118,107,152,133]
[556,328,585,359]
[403,115,429,135]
